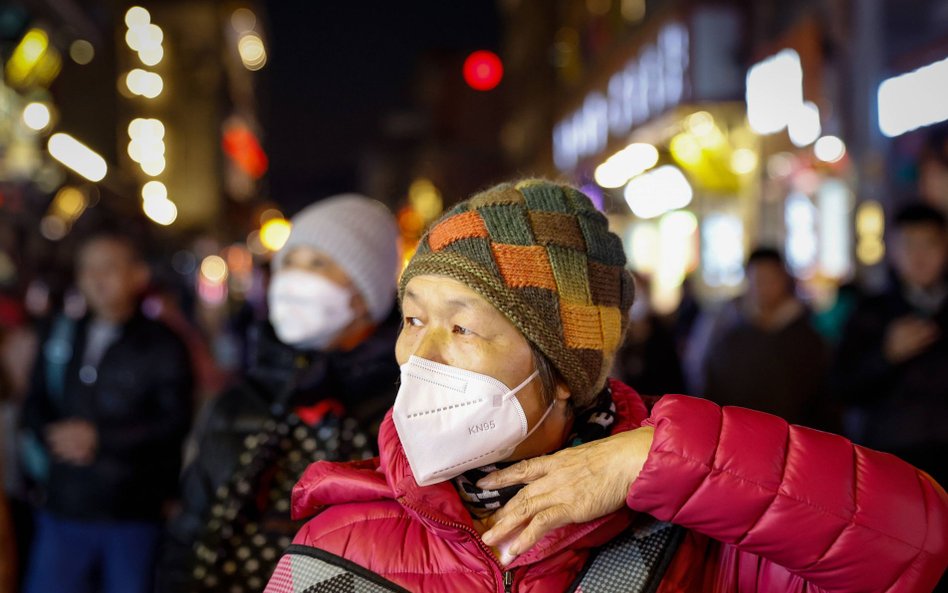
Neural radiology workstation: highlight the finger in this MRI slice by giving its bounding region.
[476,456,552,489]
[482,490,561,545]
[481,494,536,545]
[507,506,571,558]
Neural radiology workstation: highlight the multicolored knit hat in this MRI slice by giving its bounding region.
[399,179,634,405]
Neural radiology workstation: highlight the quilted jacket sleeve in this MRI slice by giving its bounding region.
[627,395,948,593]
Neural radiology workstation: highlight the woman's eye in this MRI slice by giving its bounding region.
[405,317,423,327]
[453,325,473,336]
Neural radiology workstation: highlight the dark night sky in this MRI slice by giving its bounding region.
[263,1,501,210]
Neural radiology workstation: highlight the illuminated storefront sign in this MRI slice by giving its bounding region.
[878,55,948,137]
[554,23,689,171]
[553,6,743,173]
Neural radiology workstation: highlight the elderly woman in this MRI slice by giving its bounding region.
[265,180,947,593]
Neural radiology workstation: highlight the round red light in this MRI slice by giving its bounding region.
[463,50,503,91]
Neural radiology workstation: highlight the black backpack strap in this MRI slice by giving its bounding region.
[20,314,77,484]
[43,313,77,406]
[568,517,684,593]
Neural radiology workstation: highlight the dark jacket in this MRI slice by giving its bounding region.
[832,285,948,485]
[702,299,832,428]
[612,314,686,396]
[20,311,193,521]
[157,314,399,593]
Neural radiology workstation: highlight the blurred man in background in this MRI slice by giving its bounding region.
[20,230,193,593]
[701,248,832,428]
[158,194,401,593]
[834,203,948,486]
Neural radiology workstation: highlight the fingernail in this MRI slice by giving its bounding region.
[481,530,495,545]
[476,478,495,488]
[500,549,518,566]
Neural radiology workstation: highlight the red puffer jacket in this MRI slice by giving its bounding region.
[273,380,948,593]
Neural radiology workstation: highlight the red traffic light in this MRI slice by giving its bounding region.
[463,50,503,91]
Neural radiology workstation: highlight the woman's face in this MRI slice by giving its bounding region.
[398,275,571,461]
[281,246,354,289]
[279,246,368,318]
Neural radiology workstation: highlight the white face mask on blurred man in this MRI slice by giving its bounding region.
[268,269,356,350]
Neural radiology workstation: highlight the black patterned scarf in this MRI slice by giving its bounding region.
[454,386,617,515]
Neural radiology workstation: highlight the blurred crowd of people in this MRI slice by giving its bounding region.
[614,201,948,491]
[0,146,946,590]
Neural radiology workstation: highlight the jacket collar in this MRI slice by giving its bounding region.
[292,379,649,566]
[247,311,399,406]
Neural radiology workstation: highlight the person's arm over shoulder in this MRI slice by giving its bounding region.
[627,394,948,593]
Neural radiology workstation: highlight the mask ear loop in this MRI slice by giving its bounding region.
[506,369,540,398]
[505,369,553,439]
[523,398,555,439]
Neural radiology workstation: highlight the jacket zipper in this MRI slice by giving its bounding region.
[400,498,515,593]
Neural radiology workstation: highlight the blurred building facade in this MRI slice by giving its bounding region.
[499,0,948,312]
[0,0,273,328]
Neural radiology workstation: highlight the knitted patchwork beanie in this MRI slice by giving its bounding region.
[399,179,635,405]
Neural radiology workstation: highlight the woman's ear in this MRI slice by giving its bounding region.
[349,291,371,322]
[554,380,572,405]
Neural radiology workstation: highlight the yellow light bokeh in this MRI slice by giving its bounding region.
[125,6,151,28]
[856,200,885,237]
[6,28,61,87]
[69,40,95,65]
[23,102,52,131]
[669,133,702,167]
[143,197,177,226]
[231,8,257,33]
[730,148,758,175]
[686,111,715,137]
[126,69,163,99]
[140,156,166,176]
[857,238,885,266]
[408,178,443,222]
[260,218,292,251]
[48,133,108,182]
[138,45,164,67]
[238,33,267,71]
[142,180,168,202]
[200,255,228,283]
[594,143,659,188]
[52,187,87,220]
[259,208,284,224]
[246,230,267,255]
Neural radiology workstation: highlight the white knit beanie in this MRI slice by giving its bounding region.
[273,194,399,323]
